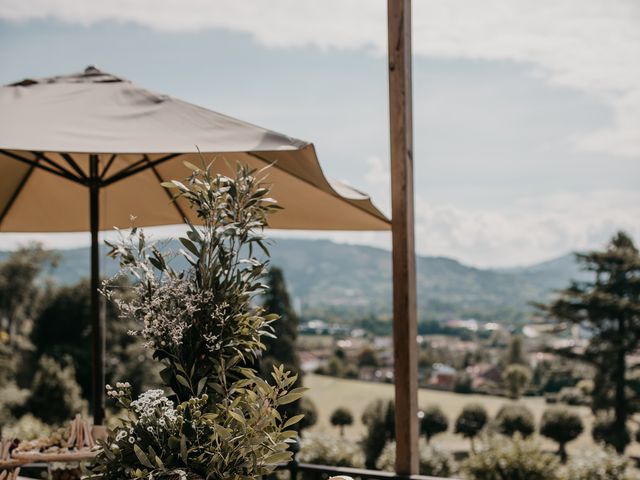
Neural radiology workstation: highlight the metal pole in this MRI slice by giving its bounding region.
[89,154,105,425]
[387,0,419,474]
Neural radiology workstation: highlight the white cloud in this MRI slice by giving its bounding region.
[326,157,640,268]
[1,0,639,157]
[413,190,640,267]
[266,187,640,268]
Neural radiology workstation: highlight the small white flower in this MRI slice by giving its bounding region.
[129,437,135,444]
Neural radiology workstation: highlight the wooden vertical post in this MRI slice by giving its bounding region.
[387,0,418,475]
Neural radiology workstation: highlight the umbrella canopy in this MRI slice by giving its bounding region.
[0,66,389,424]
[0,66,389,232]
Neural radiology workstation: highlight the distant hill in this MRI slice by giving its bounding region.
[0,238,585,324]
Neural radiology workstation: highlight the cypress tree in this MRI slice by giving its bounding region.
[260,267,303,421]
[261,267,301,374]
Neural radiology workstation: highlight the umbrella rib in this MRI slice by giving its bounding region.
[0,156,39,227]
[60,153,89,181]
[246,152,390,226]
[104,156,149,181]
[102,153,181,186]
[34,152,85,183]
[143,155,188,222]
[0,149,84,184]
[36,152,84,181]
[99,154,118,180]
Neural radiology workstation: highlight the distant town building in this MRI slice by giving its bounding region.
[428,363,457,390]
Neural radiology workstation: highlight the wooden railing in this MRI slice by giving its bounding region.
[12,461,454,480]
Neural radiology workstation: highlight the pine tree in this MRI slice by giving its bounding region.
[541,231,640,453]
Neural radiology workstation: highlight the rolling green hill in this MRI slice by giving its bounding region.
[0,238,583,324]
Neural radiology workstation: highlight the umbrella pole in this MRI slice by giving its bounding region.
[89,154,105,425]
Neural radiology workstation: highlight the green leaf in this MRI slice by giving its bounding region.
[286,387,308,396]
[276,391,305,406]
[179,237,199,257]
[228,410,245,423]
[175,374,191,389]
[207,382,224,395]
[197,376,207,395]
[262,451,292,465]
[183,160,201,172]
[180,434,188,463]
[280,430,299,440]
[254,377,271,394]
[149,256,163,271]
[283,414,305,429]
[133,444,154,468]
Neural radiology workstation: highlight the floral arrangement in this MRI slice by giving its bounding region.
[91,162,304,480]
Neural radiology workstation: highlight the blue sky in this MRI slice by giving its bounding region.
[0,0,638,267]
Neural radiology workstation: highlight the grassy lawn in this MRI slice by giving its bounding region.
[304,373,640,456]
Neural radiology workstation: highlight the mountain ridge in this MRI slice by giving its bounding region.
[0,238,584,324]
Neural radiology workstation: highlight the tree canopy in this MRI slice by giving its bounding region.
[541,231,640,452]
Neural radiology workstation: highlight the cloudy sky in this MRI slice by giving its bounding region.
[0,0,638,267]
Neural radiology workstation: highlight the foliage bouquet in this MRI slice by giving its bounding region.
[91,162,305,480]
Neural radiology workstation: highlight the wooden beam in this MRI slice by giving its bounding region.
[387,0,419,475]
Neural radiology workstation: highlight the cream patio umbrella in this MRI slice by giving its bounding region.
[0,66,389,423]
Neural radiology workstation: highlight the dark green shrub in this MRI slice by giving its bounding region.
[361,399,395,468]
[559,447,632,480]
[298,432,364,468]
[540,406,583,462]
[557,386,588,406]
[357,347,380,368]
[420,404,448,443]
[494,404,535,438]
[455,403,488,450]
[0,382,28,424]
[31,277,156,399]
[330,407,353,437]
[25,355,85,425]
[298,397,318,432]
[1,413,53,440]
[463,434,560,480]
